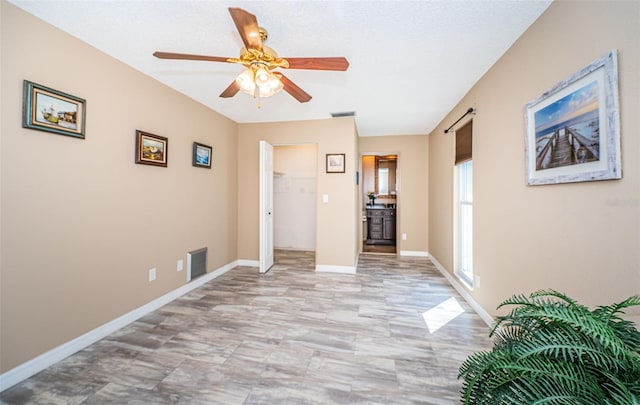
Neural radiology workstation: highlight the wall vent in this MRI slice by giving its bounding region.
[187,247,207,282]
[331,111,356,118]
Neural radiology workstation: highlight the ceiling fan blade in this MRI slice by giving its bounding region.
[219,80,240,98]
[283,57,350,71]
[228,7,263,51]
[153,51,230,63]
[279,73,312,103]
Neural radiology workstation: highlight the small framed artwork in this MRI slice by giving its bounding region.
[326,153,345,173]
[524,49,621,185]
[193,142,212,169]
[22,80,86,139]
[135,130,168,167]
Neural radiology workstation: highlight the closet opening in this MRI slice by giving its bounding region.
[273,144,318,268]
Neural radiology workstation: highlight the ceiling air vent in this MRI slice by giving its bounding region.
[331,111,356,118]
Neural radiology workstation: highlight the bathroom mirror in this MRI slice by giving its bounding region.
[375,155,397,197]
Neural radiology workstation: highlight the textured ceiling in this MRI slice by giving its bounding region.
[9,0,552,136]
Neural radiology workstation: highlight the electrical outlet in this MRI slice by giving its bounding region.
[402,233,407,240]
[177,259,183,272]
[149,268,156,282]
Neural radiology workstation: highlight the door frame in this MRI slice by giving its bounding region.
[359,152,400,253]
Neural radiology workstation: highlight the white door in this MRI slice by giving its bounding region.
[259,140,274,273]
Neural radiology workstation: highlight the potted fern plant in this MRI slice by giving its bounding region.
[459,290,640,404]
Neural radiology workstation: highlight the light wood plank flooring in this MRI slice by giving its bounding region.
[1,251,492,404]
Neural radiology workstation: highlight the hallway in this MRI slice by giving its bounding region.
[1,252,492,404]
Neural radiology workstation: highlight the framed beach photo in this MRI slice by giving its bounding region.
[135,130,168,167]
[524,50,621,185]
[192,142,212,169]
[22,80,86,139]
[326,153,345,173]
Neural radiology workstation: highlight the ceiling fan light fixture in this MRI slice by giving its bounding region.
[235,66,283,99]
[257,72,284,98]
[235,68,256,94]
[254,66,271,87]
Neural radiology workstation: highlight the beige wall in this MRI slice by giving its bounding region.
[359,135,429,254]
[0,3,238,372]
[237,118,358,268]
[428,0,640,316]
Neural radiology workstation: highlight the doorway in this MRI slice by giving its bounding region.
[361,154,398,254]
[272,144,317,265]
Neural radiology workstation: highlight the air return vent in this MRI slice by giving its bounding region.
[187,247,207,282]
[331,111,356,118]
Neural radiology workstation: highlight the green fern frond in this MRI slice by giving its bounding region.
[496,293,537,309]
[594,295,640,322]
[459,291,640,404]
[500,303,628,357]
[514,376,602,404]
[530,289,583,308]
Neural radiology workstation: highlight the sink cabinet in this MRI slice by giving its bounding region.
[366,208,396,245]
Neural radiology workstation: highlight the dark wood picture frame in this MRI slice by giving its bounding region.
[135,130,168,167]
[22,80,86,139]
[192,142,212,169]
[326,153,345,173]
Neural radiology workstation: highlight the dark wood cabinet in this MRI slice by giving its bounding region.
[366,208,396,245]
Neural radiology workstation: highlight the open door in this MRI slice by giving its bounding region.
[259,140,274,273]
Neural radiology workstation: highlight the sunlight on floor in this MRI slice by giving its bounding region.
[422,296,465,334]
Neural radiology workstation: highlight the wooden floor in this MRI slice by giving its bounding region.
[1,250,492,405]
[362,243,396,254]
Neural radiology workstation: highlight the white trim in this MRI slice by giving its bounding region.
[427,253,494,328]
[237,259,259,267]
[0,260,238,392]
[399,250,429,257]
[315,264,356,274]
[186,251,192,282]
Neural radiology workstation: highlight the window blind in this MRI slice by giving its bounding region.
[455,120,473,165]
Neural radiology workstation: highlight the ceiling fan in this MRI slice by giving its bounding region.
[153,7,349,103]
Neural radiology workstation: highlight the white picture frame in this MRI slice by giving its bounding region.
[524,49,621,185]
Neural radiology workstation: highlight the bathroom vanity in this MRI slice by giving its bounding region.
[365,205,396,245]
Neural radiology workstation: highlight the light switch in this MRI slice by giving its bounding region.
[177,259,183,272]
[322,194,329,203]
[149,268,157,282]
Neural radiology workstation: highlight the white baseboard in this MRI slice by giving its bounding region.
[0,260,238,393]
[400,250,429,257]
[427,254,494,328]
[237,259,259,267]
[315,264,356,274]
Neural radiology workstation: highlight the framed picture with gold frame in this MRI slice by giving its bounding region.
[22,80,86,139]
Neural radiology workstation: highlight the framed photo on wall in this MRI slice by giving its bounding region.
[326,153,345,173]
[192,142,212,169]
[135,130,168,167]
[22,80,86,139]
[524,49,621,185]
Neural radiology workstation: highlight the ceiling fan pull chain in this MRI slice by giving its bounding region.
[257,88,262,109]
